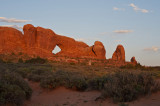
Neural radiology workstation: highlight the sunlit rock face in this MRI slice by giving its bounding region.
[131,56,137,64]
[0,27,25,54]
[112,45,125,61]
[0,24,106,59]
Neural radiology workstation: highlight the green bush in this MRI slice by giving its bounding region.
[25,57,47,64]
[0,70,32,105]
[101,71,160,102]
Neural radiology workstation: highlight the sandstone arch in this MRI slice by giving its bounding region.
[0,24,106,60]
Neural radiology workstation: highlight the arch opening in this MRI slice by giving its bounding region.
[52,45,61,54]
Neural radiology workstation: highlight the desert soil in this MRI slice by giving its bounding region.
[24,81,160,106]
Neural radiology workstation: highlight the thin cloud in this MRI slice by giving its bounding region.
[143,46,159,52]
[115,40,122,42]
[0,25,23,30]
[113,7,125,11]
[129,3,149,13]
[75,37,100,42]
[75,38,86,42]
[0,17,31,23]
[113,30,133,34]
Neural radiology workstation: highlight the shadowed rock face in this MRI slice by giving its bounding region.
[112,45,125,61]
[131,56,137,64]
[0,24,106,59]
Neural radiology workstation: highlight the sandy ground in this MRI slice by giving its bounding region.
[24,81,160,106]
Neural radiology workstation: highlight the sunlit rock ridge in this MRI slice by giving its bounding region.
[0,24,137,65]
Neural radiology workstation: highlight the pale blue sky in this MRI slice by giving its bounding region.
[0,0,160,66]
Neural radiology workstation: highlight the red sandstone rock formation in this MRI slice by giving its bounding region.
[23,24,37,47]
[112,45,125,61]
[0,24,106,59]
[23,25,57,58]
[0,27,25,54]
[54,35,106,59]
[131,56,137,64]
[93,41,106,59]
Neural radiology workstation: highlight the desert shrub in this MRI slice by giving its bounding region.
[101,71,160,102]
[0,58,5,63]
[0,70,32,105]
[25,56,47,64]
[11,52,15,55]
[119,103,129,106]
[26,68,52,82]
[67,75,87,91]
[40,70,87,91]
[15,68,31,78]
[39,70,67,89]
[120,63,146,70]
[18,58,24,63]
[40,70,72,89]
[120,64,135,69]
[6,60,12,63]
[18,52,23,55]
[28,74,43,82]
[14,64,53,80]
[81,62,87,65]
[40,75,58,89]
[0,83,26,105]
[91,62,95,66]
[88,76,108,90]
[70,62,76,65]
[53,70,71,85]
[55,70,87,91]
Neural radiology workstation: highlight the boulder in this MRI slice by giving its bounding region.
[93,41,106,59]
[131,56,137,64]
[112,45,125,61]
